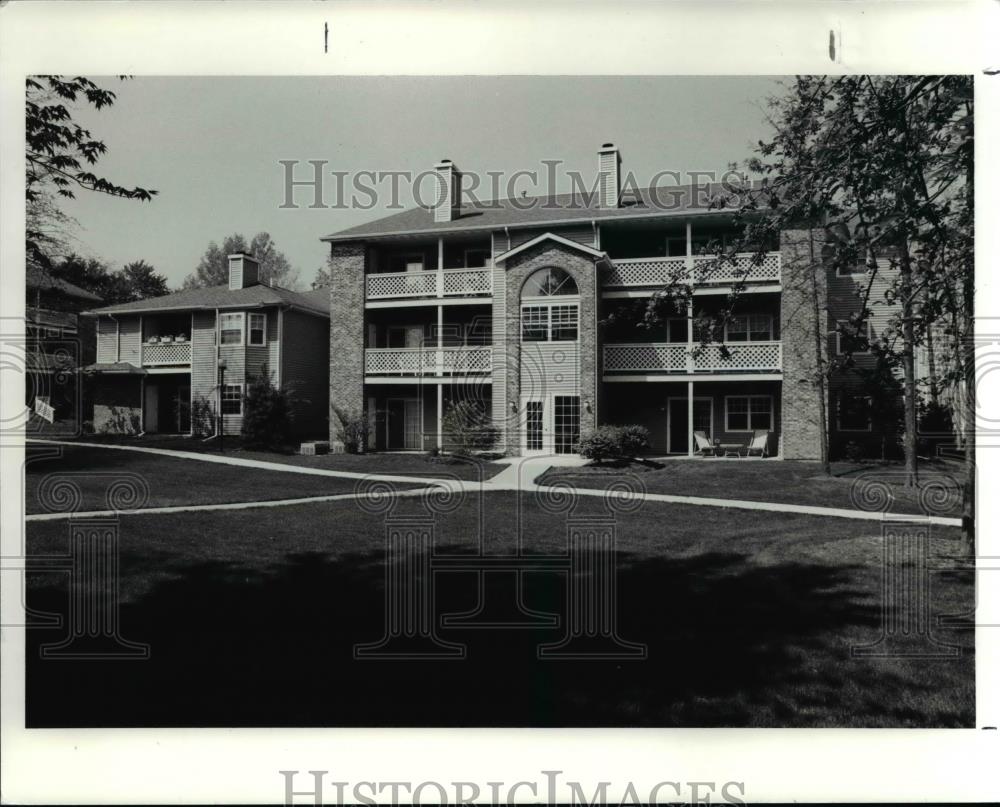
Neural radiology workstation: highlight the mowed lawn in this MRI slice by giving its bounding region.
[538,458,966,518]
[26,490,974,727]
[23,444,428,514]
[32,433,507,481]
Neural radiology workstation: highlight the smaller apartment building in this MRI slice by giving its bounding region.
[323,145,920,460]
[84,254,329,437]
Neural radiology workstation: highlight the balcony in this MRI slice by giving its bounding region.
[366,267,492,301]
[605,252,781,289]
[142,339,192,367]
[604,341,782,375]
[365,346,492,376]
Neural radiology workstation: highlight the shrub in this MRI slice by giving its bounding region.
[190,394,216,437]
[333,406,370,454]
[241,367,293,450]
[441,400,499,455]
[578,424,651,463]
[578,425,624,463]
[618,424,651,457]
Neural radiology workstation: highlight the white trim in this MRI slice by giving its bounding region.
[519,393,581,455]
[724,394,774,433]
[248,312,267,346]
[221,383,244,416]
[603,373,783,383]
[603,284,782,299]
[219,311,245,346]
[493,231,606,263]
[366,296,491,309]
[836,393,874,432]
[666,395,713,454]
[363,376,493,385]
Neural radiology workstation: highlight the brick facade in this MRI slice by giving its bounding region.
[327,241,367,450]
[500,242,599,455]
[779,228,829,460]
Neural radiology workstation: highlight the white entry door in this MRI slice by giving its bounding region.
[521,394,580,455]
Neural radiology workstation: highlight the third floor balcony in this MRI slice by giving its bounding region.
[605,251,781,291]
[366,267,493,301]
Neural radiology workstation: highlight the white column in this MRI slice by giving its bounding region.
[437,383,443,450]
[687,380,694,457]
[437,236,445,298]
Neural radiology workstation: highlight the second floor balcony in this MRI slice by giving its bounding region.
[365,345,493,377]
[604,341,782,376]
[366,267,493,301]
[142,337,192,367]
[605,252,781,290]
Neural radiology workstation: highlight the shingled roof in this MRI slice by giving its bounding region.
[86,284,329,317]
[322,181,750,242]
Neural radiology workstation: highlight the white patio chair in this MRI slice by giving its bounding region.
[746,429,770,458]
[693,430,716,457]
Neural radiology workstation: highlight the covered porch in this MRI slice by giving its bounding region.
[601,379,782,458]
[365,381,492,452]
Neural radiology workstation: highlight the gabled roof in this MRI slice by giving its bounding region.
[493,232,607,264]
[86,283,329,318]
[26,265,103,303]
[322,181,748,242]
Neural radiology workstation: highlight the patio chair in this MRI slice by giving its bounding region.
[746,429,770,458]
[693,430,715,457]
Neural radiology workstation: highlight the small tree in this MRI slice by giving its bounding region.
[240,365,292,449]
[441,401,499,455]
[332,406,371,454]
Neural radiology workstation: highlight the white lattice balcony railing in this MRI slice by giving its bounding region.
[604,341,782,374]
[365,346,492,376]
[366,267,492,300]
[605,252,781,288]
[142,341,192,366]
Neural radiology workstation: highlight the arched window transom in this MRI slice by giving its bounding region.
[521,267,578,298]
[520,267,579,342]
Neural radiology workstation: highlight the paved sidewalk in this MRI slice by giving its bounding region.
[26,439,961,527]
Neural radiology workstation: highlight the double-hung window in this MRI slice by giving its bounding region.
[836,320,877,355]
[726,314,772,342]
[221,384,243,415]
[521,304,579,342]
[248,313,266,346]
[726,395,773,432]
[220,312,244,346]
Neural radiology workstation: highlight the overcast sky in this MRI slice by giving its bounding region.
[59,76,782,289]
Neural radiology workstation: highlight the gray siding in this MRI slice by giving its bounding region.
[191,311,217,432]
[520,342,580,398]
[119,316,141,364]
[96,317,118,363]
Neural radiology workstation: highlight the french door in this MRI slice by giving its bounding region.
[386,398,422,450]
[521,394,580,455]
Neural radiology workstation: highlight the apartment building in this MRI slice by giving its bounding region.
[84,254,329,436]
[322,144,899,459]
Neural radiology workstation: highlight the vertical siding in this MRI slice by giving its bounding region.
[118,316,141,364]
[96,317,118,363]
[282,309,330,437]
[490,231,508,441]
[219,318,246,436]
[245,311,276,383]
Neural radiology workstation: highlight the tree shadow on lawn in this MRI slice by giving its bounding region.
[26,546,972,727]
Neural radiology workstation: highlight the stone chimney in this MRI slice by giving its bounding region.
[598,143,621,208]
[228,252,261,290]
[433,159,462,223]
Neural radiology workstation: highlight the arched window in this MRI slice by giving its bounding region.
[521,267,579,298]
[520,267,579,342]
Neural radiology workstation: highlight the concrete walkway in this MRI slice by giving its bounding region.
[26,439,961,527]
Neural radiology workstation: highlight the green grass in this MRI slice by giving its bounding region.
[32,432,505,481]
[26,490,974,728]
[24,444,427,514]
[538,458,966,517]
